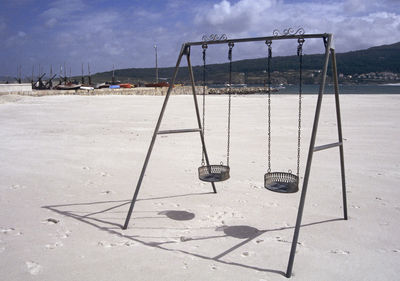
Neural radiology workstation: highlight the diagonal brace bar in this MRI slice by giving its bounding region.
[157,128,201,135]
[313,141,342,152]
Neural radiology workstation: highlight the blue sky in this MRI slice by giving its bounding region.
[1,0,399,77]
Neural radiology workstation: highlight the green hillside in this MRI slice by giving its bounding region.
[92,41,400,85]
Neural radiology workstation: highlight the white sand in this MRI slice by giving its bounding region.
[0,94,399,280]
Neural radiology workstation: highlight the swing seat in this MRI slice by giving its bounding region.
[264,171,299,193]
[198,164,230,182]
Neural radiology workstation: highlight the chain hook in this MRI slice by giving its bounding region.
[297,38,305,56]
[202,43,208,62]
[228,42,234,61]
[266,40,272,58]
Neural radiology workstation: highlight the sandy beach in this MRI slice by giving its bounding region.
[0,93,399,280]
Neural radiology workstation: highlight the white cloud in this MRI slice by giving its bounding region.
[40,0,86,27]
[344,0,372,13]
[132,8,162,21]
[45,18,57,28]
[5,31,28,47]
[195,0,275,33]
[193,0,400,56]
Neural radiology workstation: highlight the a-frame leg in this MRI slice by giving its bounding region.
[122,45,186,229]
[123,45,216,229]
[330,48,348,220]
[285,35,333,278]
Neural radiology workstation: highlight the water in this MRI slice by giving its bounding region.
[279,84,400,95]
[209,84,400,94]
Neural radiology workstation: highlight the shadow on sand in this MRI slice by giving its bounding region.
[43,192,343,277]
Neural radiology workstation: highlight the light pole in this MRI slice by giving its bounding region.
[154,44,158,83]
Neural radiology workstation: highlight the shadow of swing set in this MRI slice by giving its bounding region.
[123,29,348,278]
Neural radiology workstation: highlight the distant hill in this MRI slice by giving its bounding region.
[91,41,400,85]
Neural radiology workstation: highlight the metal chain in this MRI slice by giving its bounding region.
[201,43,207,166]
[226,42,234,166]
[266,40,272,173]
[297,38,305,178]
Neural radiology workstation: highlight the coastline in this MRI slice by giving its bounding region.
[1,84,400,97]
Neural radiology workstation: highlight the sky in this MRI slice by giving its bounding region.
[1,0,399,77]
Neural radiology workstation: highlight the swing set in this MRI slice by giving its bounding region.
[123,29,348,278]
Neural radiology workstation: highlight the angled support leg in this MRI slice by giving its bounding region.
[185,47,217,193]
[285,35,332,278]
[123,45,186,230]
[330,48,348,220]
[123,44,218,229]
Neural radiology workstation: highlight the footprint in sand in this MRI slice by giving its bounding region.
[42,218,60,225]
[330,249,350,255]
[98,241,114,248]
[100,172,110,177]
[241,251,251,257]
[26,261,42,275]
[392,249,400,253]
[56,229,71,239]
[45,242,63,249]
[210,264,217,270]
[376,197,387,206]
[0,227,15,234]
[84,180,95,187]
[10,184,26,190]
[250,183,262,189]
[100,190,114,195]
[268,202,279,207]
[98,240,136,248]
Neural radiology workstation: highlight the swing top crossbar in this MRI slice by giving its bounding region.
[185,33,331,47]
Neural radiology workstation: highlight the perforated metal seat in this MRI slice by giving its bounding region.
[264,171,299,193]
[198,165,230,182]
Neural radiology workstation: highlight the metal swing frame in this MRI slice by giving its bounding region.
[123,32,348,279]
